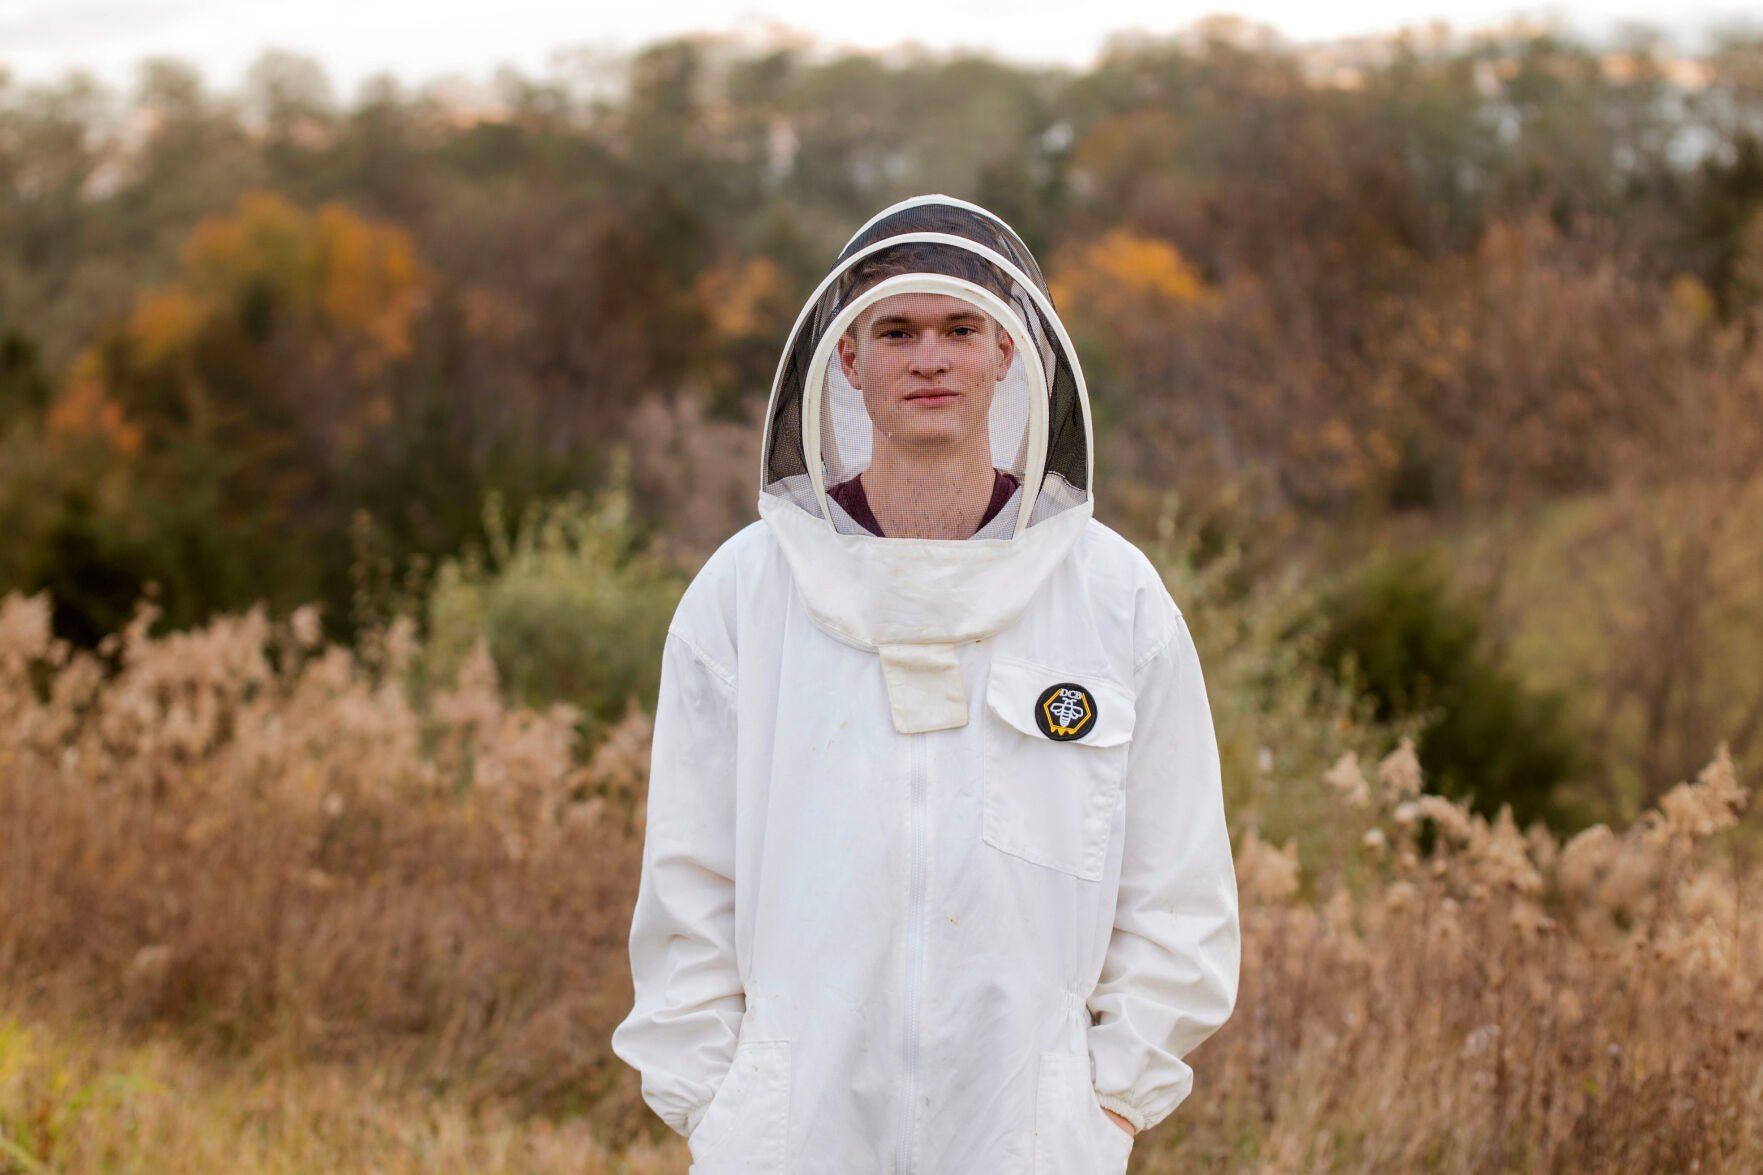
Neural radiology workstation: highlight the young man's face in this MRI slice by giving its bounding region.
[836,292,1016,452]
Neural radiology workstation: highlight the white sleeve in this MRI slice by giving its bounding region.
[609,628,745,1138]
[1086,608,1241,1134]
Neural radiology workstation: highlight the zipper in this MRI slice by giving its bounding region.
[898,733,929,1175]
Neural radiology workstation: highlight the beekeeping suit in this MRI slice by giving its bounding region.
[610,195,1240,1174]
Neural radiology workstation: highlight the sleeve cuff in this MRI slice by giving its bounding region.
[683,1099,711,1139]
[1096,1091,1149,1134]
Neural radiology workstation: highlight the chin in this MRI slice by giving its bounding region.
[890,421,969,446]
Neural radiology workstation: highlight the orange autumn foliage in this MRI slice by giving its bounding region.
[1050,227,1212,320]
[171,191,426,376]
[49,191,429,460]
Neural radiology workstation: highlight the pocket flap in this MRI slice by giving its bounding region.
[984,656,1135,747]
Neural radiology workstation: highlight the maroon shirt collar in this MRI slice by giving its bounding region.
[826,468,1021,538]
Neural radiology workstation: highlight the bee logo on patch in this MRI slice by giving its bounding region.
[1035,683,1097,741]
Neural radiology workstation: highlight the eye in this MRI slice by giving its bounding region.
[950,325,978,337]
[880,328,910,340]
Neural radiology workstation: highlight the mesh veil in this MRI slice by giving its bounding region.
[761,198,1090,541]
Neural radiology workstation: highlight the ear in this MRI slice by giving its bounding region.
[837,332,862,389]
[992,322,1015,381]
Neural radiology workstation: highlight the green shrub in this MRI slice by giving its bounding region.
[424,481,684,736]
[1311,544,1590,832]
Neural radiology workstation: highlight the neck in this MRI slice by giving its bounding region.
[861,435,997,539]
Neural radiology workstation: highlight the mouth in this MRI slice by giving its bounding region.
[904,388,959,405]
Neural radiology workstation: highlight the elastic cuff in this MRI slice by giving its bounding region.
[1096,1091,1149,1134]
[684,1099,711,1138]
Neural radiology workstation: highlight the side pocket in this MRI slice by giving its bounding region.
[1034,1051,1135,1175]
[1091,1086,1136,1174]
[686,1039,793,1174]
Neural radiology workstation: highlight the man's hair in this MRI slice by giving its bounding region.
[838,242,1018,339]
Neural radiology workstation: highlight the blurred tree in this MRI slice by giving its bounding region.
[1691,132,1763,314]
[42,191,427,628]
[120,59,263,245]
[0,26,1760,830]
[1048,228,1228,526]
[0,330,51,422]
[241,51,338,197]
[691,254,792,418]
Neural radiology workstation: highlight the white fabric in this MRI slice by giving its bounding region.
[757,487,1092,736]
[610,515,1241,1172]
[876,641,968,735]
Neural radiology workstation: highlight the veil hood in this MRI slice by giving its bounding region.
[757,194,1096,732]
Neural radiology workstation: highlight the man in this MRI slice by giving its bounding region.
[611,195,1240,1174]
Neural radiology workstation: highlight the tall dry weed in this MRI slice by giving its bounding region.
[0,590,652,1135]
[3,590,1759,1170]
[1175,737,1761,1173]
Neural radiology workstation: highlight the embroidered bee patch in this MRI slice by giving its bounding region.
[1035,683,1097,741]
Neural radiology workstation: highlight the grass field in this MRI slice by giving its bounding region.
[3,579,1759,1172]
[0,1011,695,1173]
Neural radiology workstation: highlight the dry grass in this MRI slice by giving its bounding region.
[0,591,659,1151]
[1169,739,1763,1173]
[0,1013,691,1173]
[2,589,1759,1172]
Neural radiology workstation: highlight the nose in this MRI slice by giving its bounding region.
[908,335,952,378]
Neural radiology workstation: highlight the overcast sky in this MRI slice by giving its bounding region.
[3,0,1758,98]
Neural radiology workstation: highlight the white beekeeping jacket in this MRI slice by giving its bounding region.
[611,194,1241,1174]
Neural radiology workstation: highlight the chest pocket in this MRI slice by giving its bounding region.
[980,655,1136,882]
